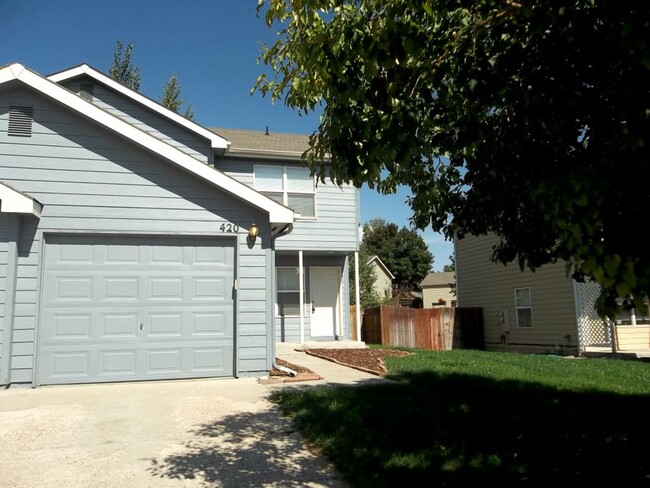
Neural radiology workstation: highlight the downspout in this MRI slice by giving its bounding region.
[271,223,298,377]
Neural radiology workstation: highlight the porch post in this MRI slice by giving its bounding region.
[299,250,305,344]
[355,251,362,342]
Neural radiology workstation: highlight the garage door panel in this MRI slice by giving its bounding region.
[193,312,228,335]
[103,313,139,338]
[104,277,140,301]
[101,350,137,376]
[39,235,235,385]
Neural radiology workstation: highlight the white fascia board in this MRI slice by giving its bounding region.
[368,255,395,280]
[0,181,42,217]
[47,64,229,150]
[4,64,293,225]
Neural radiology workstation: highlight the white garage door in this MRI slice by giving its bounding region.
[38,235,235,385]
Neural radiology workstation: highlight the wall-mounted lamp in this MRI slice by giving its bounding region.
[248,223,259,239]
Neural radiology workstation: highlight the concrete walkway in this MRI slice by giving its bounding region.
[274,341,386,386]
[0,344,383,488]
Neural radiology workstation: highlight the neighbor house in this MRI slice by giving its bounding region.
[367,255,393,300]
[420,271,456,308]
[0,63,360,388]
[455,233,650,355]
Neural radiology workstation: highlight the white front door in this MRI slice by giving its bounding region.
[310,266,341,337]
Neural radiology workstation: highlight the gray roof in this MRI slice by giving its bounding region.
[210,127,311,157]
[420,271,455,287]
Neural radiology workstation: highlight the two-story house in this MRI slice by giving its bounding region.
[0,63,360,388]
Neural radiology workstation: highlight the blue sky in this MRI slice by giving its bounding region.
[1,0,453,270]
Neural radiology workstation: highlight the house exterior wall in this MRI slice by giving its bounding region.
[274,253,350,342]
[0,215,10,380]
[455,233,579,354]
[0,86,273,384]
[370,262,392,299]
[58,77,213,163]
[0,213,21,387]
[616,325,650,350]
[214,158,359,252]
[422,285,456,308]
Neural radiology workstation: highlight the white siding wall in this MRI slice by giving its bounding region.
[0,87,272,383]
[456,233,579,354]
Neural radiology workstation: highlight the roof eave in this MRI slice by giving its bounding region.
[47,64,229,150]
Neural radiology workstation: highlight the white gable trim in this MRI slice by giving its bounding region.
[368,255,395,280]
[0,181,42,217]
[1,63,294,225]
[47,64,229,151]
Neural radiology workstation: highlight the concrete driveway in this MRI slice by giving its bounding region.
[0,378,347,487]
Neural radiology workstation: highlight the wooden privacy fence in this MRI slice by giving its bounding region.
[361,305,484,350]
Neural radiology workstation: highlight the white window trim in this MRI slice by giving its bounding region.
[514,287,533,328]
[254,164,317,219]
[276,266,305,318]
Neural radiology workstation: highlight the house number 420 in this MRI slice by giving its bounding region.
[219,223,239,233]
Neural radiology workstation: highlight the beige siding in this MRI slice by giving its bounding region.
[616,326,650,350]
[456,234,578,354]
[370,262,392,299]
[422,286,456,308]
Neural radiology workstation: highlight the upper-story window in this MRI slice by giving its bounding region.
[254,165,316,217]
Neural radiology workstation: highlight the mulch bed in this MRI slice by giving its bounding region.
[303,348,411,376]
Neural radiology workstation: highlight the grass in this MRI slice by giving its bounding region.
[269,349,650,487]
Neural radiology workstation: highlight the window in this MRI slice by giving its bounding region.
[514,288,533,328]
[277,267,301,317]
[254,165,316,217]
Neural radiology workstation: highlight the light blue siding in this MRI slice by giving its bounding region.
[273,254,350,342]
[215,158,360,252]
[59,77,213,163]
[0,87,273,384]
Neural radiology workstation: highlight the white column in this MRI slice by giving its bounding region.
[299,250,305,345]
[355,251,361,342]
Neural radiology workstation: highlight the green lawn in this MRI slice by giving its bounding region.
[270,349,650,487]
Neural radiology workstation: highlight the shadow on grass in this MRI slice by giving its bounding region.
[147,402,346,487]
[270,372,650,487]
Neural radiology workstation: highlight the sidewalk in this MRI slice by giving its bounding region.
[272,342,387,386]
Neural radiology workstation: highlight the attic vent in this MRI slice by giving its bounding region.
[80,83,94,101]
[8,105,33,137]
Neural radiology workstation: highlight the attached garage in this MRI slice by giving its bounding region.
[38,234,235,385]
[0,63,296,388]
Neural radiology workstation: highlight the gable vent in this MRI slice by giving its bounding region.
[8,105,34,137]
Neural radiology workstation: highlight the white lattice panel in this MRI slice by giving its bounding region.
[575,281,612,349]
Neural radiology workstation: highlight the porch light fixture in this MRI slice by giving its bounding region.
[249,223,259,239]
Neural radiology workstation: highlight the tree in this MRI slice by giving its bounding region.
[255,1,650,318]
[161,74,195,121]
[443,254,455,273]
[362,219,433,293]
[109,40,141,91]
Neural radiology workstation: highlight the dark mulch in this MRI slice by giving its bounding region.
[303,348,411,376]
